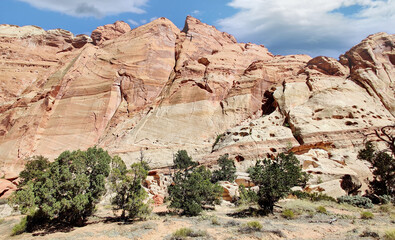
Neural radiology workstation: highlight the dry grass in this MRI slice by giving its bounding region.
[281,199,316,214]
[1,199,395,240]
[360,211,374,219]
[384,229,395,240]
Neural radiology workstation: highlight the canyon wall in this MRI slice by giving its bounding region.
[0,17,393,198]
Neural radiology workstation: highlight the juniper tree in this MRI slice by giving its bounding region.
[168,150,222,216]
[110,156,151,220]
[10,147,112,231]
[211,154,236,183]
[248,152,308,214]
[358,141,394,198]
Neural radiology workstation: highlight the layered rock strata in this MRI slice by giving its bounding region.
[0,17,393,198]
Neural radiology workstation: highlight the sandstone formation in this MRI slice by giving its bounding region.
[91,21,131,45]
[0,16,394,199]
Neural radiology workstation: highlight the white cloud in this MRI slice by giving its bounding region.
[218,0,395,57]
[150,16,158,22]
[127,19,140,26]
[140,19,148,24]
[17,0,149,18]
[192,10,201,15]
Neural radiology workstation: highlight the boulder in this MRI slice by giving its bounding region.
[153,194,164,206]
[219,181,239,201]
[307,180,347,198]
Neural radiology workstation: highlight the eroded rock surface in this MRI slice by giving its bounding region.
[91,20,131,45]
[0,17,394,198]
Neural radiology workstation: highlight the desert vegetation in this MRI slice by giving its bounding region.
[109,155,151,221]
[167,150,222,216]
[248,152,309,214]
[211,154,236,183]
[9,147,112,232]
[2,130,394,239]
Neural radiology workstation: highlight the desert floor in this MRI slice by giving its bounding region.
[0,199,394,240]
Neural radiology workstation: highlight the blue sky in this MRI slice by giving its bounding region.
[1,0,394,58]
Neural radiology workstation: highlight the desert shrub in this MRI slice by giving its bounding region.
[235,185,258,206]
[239,221,262,233]
[9,147,112,228]
[211,154,236,183]
[290,190,336,202]
[290,190,310,199]
[358,141,394,198]
[337,195,373,209]
[384,229,395,240]
[171,227,208,239]
[225,220,240,227]
[379,204,392,213]
[212,133,225,149]
[282,209,296,219]
[246,221,262,230]
[309,192,337,202]
[248,152,309,214]
[211,216,220,225]
[379,195,394,205]
[172,227,192,239]
[168,150,222,216]
[360,211,374,219]
[110,156,151,221]
[11,216,27,236]
[360,230,379,238]
[316,206,327,214]
[282,199,317,214]
[317,176,323,184]
[292,127,302,138]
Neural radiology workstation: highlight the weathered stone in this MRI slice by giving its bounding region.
[91,21,131,45]
[219,181,239,202]
[343,32,395,115]
[72,34,92,48]
[306,56,349,76]
[153,194,164,206]
[0,179,17,199]
[0,17,393,199]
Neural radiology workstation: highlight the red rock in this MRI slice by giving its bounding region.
[91,21,131,45]
[0,17,393,199]
[343,32,395,115]
[72,34,92,48]
[153,194,164,206]
[306,56,349,76]
[0,179,17,199]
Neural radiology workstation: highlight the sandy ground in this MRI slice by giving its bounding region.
[0,200,394,240]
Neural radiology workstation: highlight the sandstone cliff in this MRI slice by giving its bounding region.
[0,17,393,198]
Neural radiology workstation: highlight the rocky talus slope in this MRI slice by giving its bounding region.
[0,17,393,199]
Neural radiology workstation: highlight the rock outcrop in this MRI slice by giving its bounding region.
[0,17,394,198]
[0,178,17,199]
[91,20,131,45]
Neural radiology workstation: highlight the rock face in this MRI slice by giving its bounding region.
[0,17,394,198]
[91,21,131,45]
[0,178,17,199]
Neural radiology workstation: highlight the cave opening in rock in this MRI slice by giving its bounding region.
[261,90,276,115]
